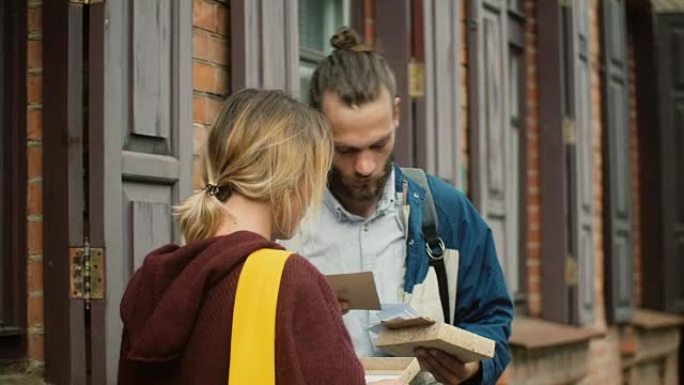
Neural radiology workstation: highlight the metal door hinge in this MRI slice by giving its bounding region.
[70,241,106,307]
[69,0,104,4]
[409,60,425,98]
[565,255,579,286]
[563,118,577,145]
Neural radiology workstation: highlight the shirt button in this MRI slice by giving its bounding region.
[412,192,419,199]
[408,239,415,245]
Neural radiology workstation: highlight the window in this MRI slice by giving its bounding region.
[298,0,350,101]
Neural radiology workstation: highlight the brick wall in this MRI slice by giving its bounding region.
[583,330,623,385]
[192,0,230,188]
[26,0,44,374]
[524,0,541,317]
[584,0,622,383]
[589,0,607,332]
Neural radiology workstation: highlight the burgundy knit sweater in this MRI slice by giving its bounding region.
[118,231,365,385]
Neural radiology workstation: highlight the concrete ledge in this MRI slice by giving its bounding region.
[509,317,605,350]
[506,317,605,385]
[630,308,684,331]
[510,341,590,385]
[621,311,683,385]
[0,374,45,385]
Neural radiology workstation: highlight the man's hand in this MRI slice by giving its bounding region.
[415,348,480,385]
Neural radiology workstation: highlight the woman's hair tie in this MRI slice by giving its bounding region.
[202,183,233,201]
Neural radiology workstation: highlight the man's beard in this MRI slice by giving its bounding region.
[328,155,394,204]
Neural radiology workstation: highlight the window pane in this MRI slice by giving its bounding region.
[508,0,523,13]
[299,0,327,52]
[298,0,350,100]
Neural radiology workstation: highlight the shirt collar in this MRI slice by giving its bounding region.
[324,169,397,222]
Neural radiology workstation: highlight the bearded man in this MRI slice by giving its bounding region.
[284,27,513,385]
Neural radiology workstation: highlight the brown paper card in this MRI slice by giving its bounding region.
[325,271,381,310]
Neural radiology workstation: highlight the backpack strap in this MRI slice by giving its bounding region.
[229,248,292,385]
[401,168,450,324]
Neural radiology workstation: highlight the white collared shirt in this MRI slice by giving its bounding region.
[283,170,407,356]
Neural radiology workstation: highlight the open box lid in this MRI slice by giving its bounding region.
[361,357,420,384]
[375,321,496,363]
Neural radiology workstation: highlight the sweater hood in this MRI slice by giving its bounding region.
[120,231,280,362]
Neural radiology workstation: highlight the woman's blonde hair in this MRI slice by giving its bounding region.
[174,89,333,243]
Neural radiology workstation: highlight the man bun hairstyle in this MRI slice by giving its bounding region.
[309,26,396,111]
[330,27,365,51]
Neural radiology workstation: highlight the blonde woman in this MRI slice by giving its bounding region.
[117,89,401,385]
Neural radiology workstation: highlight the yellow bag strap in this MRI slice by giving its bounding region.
[228,248,292,385]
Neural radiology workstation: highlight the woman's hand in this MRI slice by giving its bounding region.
[338,299,351,315]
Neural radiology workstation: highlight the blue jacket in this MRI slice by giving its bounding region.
[395,166,512,385]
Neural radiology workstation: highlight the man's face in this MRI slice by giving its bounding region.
[322,88,400,205]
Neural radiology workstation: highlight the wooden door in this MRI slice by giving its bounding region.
[469,0,518,293]
[371,0,465,184]
[43,2,90,383]
[601,0,633,323]
[92,0,193,383]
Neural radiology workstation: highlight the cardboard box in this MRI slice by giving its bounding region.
[375,318,495,363]
[361,357,420,384]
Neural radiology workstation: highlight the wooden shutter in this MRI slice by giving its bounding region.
[231,0,299,96]
[417,0,462,186]
[375,0,413,166]
[469,0,515,290]
[601,0,633,323]
[538,0,571,323]
[507,4,525,301]
[657,13,684,313]
[92,0,193,382]
[566,0,595,325]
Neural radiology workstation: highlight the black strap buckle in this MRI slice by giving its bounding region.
[425,237,445,261]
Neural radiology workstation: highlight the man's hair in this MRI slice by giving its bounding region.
[174,89,333,243]
[308,27,396,111]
